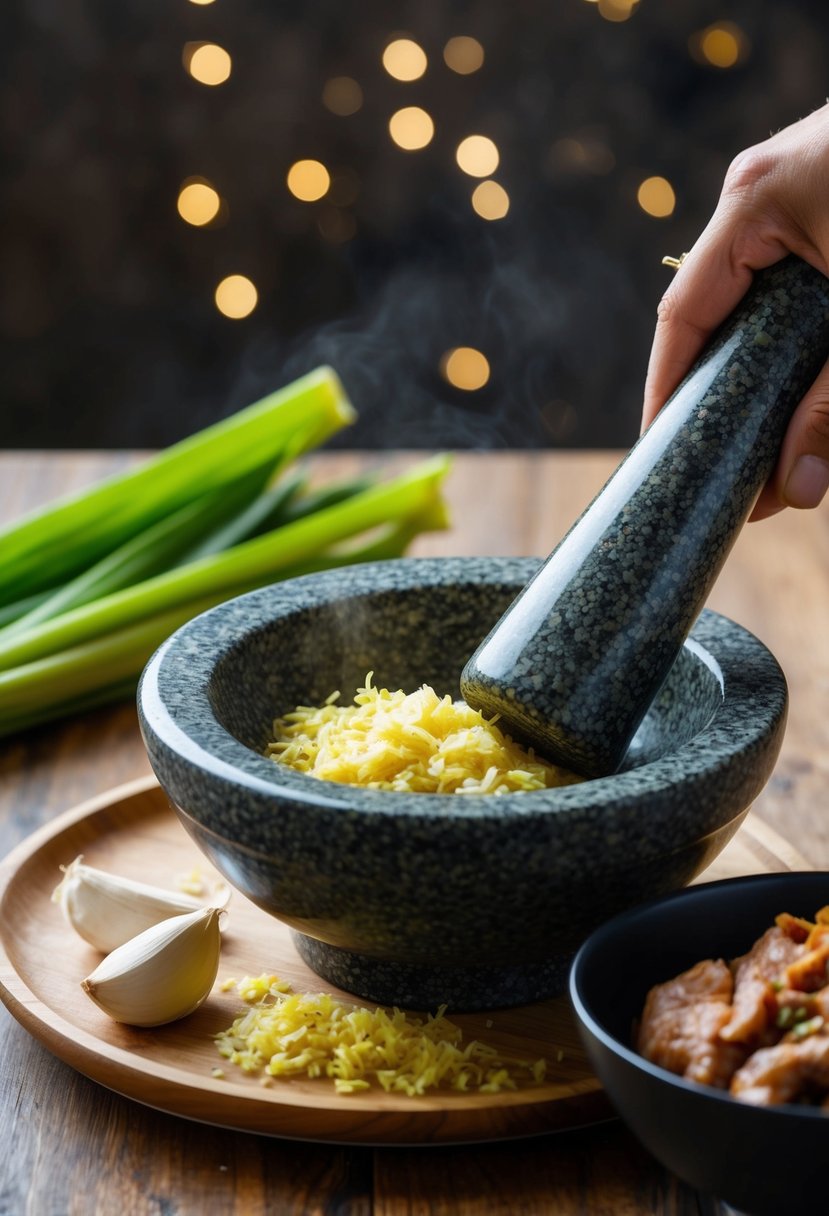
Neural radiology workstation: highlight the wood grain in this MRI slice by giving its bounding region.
[0,778,605,1144]
[0,450,825,1215]
[1,776,802,1151]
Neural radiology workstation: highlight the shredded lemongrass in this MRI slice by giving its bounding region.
[215,974,547,1096]
[267,672,580,794]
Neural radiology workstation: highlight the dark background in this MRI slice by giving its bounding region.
[2,0,827,450]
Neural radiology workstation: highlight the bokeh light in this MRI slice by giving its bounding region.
[322,76,363,116]
[389,107,434,151]
[441,347,491,391]
[214,275,258,319]
[597,0,639,22]
[176,180,221,226]
[443,36,485,74]
[456,135,499,178]
[471,180,510,220]
[183,43,232,86]
[286,159,331,201]
[636,175,676,218]
[382,38,428,81]
[695,22,747,68]
[187,0,216,5]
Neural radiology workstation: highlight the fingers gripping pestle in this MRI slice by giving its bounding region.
[460,256,829,779]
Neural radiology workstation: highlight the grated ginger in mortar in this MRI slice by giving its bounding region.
[215,974,547,1095]
[266,673,580,794]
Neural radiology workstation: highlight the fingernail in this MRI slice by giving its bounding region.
[783,455,829,508]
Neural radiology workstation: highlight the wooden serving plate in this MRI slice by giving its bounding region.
[0,777,810,1145]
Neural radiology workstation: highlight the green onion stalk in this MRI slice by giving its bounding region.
[0,368,451,737]
[0,366,354,606]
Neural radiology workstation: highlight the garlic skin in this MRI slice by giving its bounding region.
[81,906,223,1027]
[52,856,228,953]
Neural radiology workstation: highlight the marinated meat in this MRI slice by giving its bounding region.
[637,958,747,1088]
[719,926,803,1045]
[774,912,813,942]
[812,987,829,1021]
[730,1031,829,1106]
[783,934,829,992]
[636,904,829,1110]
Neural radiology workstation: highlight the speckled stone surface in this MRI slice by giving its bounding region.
[461,257,829,779]
[137,557,787,1011]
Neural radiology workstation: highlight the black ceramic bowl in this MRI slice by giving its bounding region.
[138,557,787,1012]
[570,872,829,1216]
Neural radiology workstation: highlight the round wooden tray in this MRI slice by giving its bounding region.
[0,777,808,1145]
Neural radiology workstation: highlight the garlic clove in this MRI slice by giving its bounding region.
[52,856,228,953]
[81,905,223,1027]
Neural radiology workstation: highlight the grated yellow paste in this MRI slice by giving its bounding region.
[215,974,547,1095]
[266,673,580,794]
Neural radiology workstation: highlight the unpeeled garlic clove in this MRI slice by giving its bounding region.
[52,855,229,953]
[81,905,223,1027]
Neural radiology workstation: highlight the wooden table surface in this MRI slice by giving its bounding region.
[1,449,827,1216]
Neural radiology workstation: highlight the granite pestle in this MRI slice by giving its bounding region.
[460,255,829,779]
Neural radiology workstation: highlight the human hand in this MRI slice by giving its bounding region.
[641,103,829,520]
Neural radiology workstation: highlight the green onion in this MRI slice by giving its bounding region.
[0,366,353,605]
[0,367,450,737]
[271,497,451,577]
[0,449,451,737]
[0,601,233,734]
[791,1015,823,1039]
[0,455,450,675]
[0,463,275,638]
[0,590,55,630]
[0,679,142,737]
[174,471,306,565]
[273,475,377,526]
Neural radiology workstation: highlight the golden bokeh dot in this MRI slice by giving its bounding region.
[441,347,491,391]
[471,180,510,221]
[443,36,485,75]
[215,275,258,320]
[699,23,743,68]
[637,176,676,218]
[382,38,428,81]
[388,107,435,151]
[286,159,331,202]
[187,0,216,6]
[456,135,499,178]
[597,0,639,22]
[322,76,363,116]
[184,42,232,86]
[177,181,221,227]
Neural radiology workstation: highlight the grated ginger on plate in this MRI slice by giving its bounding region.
[215,974,547,1096]
[266,673,580,794]
[176,866,205,896]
